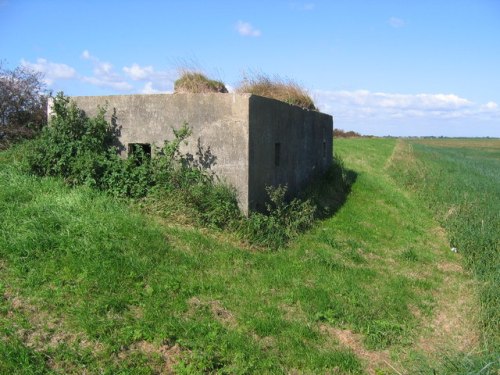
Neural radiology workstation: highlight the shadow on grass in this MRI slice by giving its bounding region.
[302,154,358,220]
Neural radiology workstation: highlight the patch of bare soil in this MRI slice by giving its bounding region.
[3,289,103,357]
[280,301,307,323]
[251,332,276,351]
[118,340,184,374]
[320,325,396,375]
[188,297,238,328]
[416,270,479,355]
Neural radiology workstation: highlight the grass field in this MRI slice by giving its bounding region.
[0,138,498,374]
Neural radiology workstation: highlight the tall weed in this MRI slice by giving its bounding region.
[238,185,316,248]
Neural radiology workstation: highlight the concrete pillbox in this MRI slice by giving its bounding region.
[60,93,333,214]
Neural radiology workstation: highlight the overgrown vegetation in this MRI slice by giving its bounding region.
[174,70,228,94]
[236,73,317,110]
[0,61,47,150]
[173,70,317,111]
[24,93,330,249]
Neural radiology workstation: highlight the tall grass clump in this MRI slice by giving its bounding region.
[174,70,228,93]
[236,73,317,110]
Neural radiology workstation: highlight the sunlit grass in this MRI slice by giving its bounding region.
[1,138,492,373]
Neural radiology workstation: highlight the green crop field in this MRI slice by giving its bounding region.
[0,137,498,374]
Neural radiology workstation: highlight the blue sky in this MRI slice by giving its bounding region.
[1,0,499,136]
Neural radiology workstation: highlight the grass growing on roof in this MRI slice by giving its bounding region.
[174,70,228,94]
[236,72,317,110]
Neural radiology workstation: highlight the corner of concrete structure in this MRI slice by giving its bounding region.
[70,93,253,214]
[247,94,333,212]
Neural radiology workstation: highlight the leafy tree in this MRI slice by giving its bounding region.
[0,61,47,148]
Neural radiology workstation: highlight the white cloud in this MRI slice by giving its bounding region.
[81,50,91,60]
[290,2,315,11]
[94,61,113,76]
[481,101,498,111]
[81,76,133,91]
[81,50,132,91]
[314,89,500,136]
[236,21,261,37]
[123,63,175,93]
[123,63,155,81]
[140,82,162,94]
[317,90,472,112]
[389,17,405,28]
[20,58,76,85]
[315,89,499,124]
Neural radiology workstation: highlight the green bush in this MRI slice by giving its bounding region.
[238,185,316,248]
[26,93,118,187]
[26,93,207,199]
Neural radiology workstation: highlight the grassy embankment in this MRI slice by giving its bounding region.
[0,138,496,373]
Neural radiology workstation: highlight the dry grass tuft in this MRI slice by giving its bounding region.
[174,70,228,94]
[236,73,317,110]
[117,340,184,374]
[319,324,393,375]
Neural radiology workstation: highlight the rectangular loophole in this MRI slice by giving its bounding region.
[128,143,151,164]
[323,141,326,158]
[274,142,281,167]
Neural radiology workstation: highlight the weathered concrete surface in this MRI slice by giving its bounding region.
[68,93,333,214]
[248,95,333,211]
[71,93,250,211]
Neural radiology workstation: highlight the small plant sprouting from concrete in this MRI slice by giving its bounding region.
[236,72,317,111]
[174,70,228,94]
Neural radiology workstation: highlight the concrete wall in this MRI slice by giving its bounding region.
[248,95,333,211]
[71,93,251,211]
[68,93,333,214]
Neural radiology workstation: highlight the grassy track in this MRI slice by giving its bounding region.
[0,139,496,373]
[388,138,499,361]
